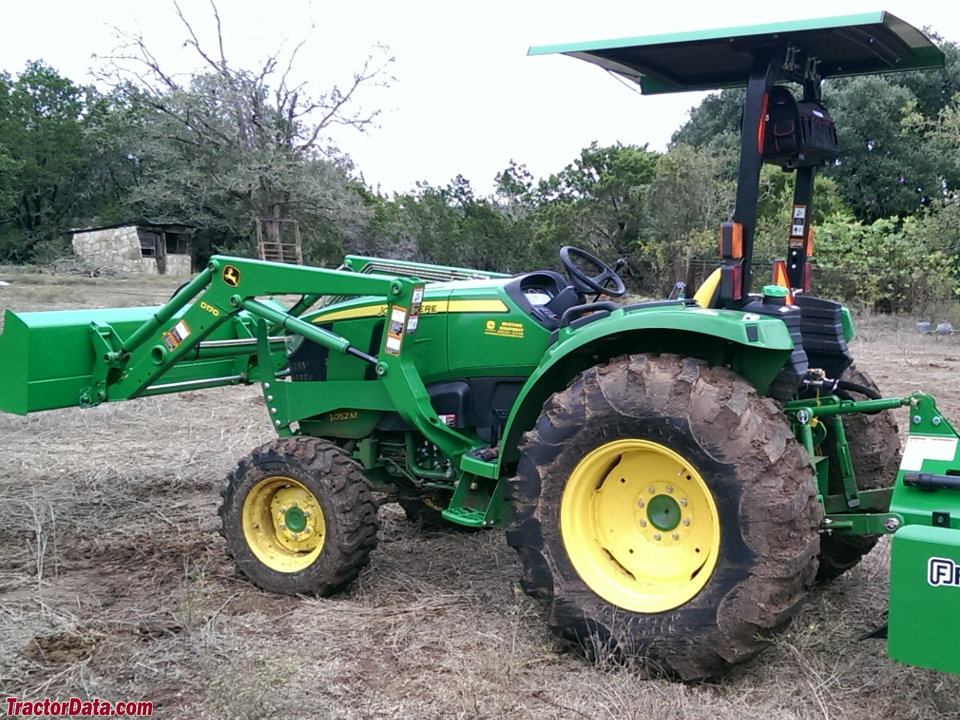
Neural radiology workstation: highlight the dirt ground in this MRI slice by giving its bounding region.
[2,268,960,719]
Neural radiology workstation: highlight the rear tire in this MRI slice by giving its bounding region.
[506,354,821,679]
[219,437,379,596]
[816,364,901,580]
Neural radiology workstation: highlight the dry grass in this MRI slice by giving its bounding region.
[2,272,960,718]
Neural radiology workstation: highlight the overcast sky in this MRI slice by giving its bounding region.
[3,1,959,195]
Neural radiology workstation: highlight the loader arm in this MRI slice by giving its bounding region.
[0,256,484,461]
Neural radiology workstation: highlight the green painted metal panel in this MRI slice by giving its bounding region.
[299,409,383,439]
[444,284,547,377]
[0,306,162,414]
[889,524,960,673]
[886,393,960,672]
[308,280,550,383]
[529,12,944,94]
[544,305,796,369]
[0,304,273,414]
[889,395,960,528]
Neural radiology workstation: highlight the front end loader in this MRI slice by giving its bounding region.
[2,11,958,680]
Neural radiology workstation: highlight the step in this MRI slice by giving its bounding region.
[441,506,487,528]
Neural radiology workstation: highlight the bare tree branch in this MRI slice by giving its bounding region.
[92,0,390,258]
[172,0,223,76]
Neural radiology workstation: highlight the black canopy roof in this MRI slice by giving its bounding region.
[528,12,944,94]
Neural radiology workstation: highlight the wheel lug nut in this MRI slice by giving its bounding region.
[682,518,691,527]
[278,522,286,530]
[639,520,647,527]
[648,486,655,494]
[636,500,645,508]
[671,533,679,540]
[666,485,673,493]
[653,533,661,541]
[679,499,688,507]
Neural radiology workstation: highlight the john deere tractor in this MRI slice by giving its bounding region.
[2,12,958,679]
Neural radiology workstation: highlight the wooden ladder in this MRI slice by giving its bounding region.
[256,218,303,265]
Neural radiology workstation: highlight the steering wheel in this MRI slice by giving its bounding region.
[560,246,626,298]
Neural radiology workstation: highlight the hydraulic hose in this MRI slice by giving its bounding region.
[835,379,882,401]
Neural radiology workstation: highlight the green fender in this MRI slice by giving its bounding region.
[496,304,797,470]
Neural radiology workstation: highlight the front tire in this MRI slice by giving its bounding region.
[506,354,821,679]
[219,437,379,596]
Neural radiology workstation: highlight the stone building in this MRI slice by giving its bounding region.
[71,223,194,276]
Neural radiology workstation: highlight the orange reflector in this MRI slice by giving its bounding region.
[804,226,815,256]
[772,260,795,304]
[720,222,744,259]
[772,260,789,286]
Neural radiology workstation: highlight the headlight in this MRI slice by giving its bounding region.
[285,333,305,357]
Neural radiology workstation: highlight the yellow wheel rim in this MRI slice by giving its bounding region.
[241,476,326,573]
[560,439,720,613]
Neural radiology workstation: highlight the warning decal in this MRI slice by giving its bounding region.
[385,306,408,356]
[162,319,191,351]
[407,284,424,335]
[791,205,807,238]
[900,435,959,472]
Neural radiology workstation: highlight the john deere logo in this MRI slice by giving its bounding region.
[222,265,241,287]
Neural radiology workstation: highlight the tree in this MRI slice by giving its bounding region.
[544,142,658,260]
[823,75,953,221]
[671,89,742,159]
[638,143,734,292]
[674,37,960,225]
[405,176,521,271]
[493,143,660,284]
[96,0,393,264]
[0,62,104,262]
[814,214,955,312]
[886,36,960,120]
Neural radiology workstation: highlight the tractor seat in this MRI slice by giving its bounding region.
[505,271,582,330]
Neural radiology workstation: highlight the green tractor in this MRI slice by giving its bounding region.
[1,11,957,680]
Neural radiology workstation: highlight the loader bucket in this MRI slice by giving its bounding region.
[0,306,165,414]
